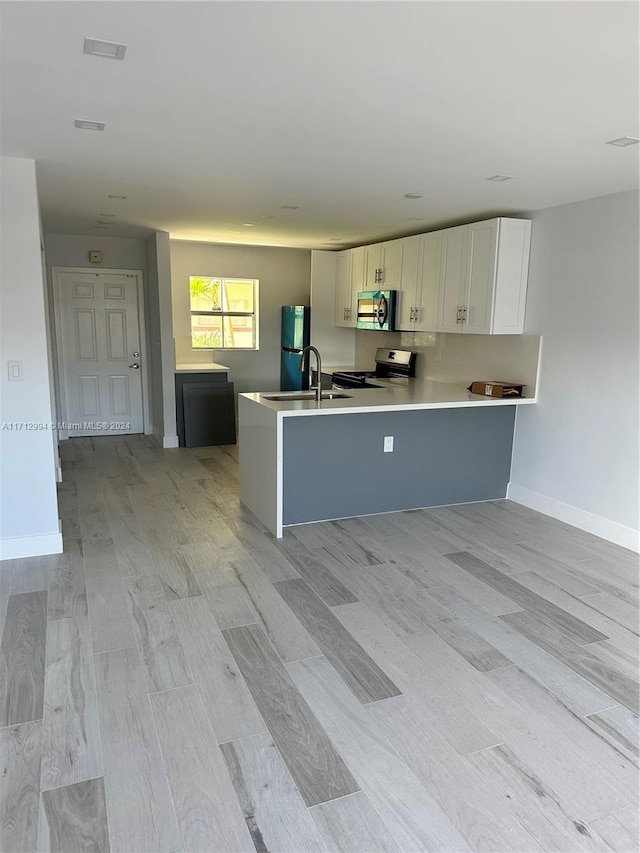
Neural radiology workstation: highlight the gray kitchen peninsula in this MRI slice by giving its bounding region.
[238,382,536,538]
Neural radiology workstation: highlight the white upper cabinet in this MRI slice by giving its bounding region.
[335,217,531,335]
[335,250,353,327]
[438,226,469,332]
[437,218,532,335]
[396,233,441,332]
[415,232,442,332]
[396,235,420,330]
[335,246,365,328]
[364,239,404,290]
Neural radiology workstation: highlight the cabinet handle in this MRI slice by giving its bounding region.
[409,307,414,321]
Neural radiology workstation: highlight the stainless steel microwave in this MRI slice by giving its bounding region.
[356,290,397,331]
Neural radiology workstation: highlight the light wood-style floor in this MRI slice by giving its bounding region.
[1,434,638,853]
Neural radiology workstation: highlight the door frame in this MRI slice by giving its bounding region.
[51,266,150,440]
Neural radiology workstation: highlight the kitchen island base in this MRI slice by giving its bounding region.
[282,406,515,525]
[239,392,518,537]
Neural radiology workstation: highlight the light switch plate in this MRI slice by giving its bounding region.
[8,360,23,381]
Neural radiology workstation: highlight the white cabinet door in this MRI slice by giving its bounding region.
[466,221,497,334]
[350,246,365,327]
[437,218,531,334]
[364,239,404,290]
[415,232,442,332]
[380,239,403,288]
[396,235,420,330]
[364,244,382,289]
[438,226,469,332]
[335,250,353,327]
[492,218,532,334]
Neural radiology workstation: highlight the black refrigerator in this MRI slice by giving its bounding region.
[280,306,310,391]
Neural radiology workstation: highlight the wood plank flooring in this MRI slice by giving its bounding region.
[0,433,638,852]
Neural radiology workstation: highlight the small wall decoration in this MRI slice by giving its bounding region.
[89,250,103,264]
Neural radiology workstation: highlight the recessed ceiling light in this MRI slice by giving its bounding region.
[605,136,640,147]
[108,194,127,199]
[96,220,112,225]
[327,238,343,242]
[83,37,127,60]
[404,192,423,199]
[280,204,300,210]
[242,223,254,227]
[74,119,105,131]
[486,174,514,182]
[98,213,116,218]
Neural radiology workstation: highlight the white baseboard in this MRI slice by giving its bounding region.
[162,434,179,449]
[507,483,639,553]
[0,530,64,560]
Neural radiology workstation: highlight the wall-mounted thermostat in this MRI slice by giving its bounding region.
[89,250,102,264]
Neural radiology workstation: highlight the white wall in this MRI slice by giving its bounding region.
[45,233,147,272]
[145,232,177,447]
[355,329,541,395]
[0,158,62,558]
[170,241,310,393]
[509,191,639,550]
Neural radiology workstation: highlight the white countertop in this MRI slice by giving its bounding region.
[240,378,536,417]
[175,362,230,374]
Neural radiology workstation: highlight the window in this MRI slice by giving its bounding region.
[190,276,258,350]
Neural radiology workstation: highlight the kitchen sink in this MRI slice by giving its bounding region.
[262,392,352,402]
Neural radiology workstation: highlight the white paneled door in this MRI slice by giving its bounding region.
[55,270,144,437]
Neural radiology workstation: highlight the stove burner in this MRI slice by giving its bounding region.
[331,348,417,390]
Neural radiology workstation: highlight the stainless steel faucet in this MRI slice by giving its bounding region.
[300,345,322,402]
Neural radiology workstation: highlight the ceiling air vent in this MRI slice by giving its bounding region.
[74,119,105,131]
[83,37,127,60]
[605,136,640,147]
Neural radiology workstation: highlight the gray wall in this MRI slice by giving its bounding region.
[45,233,147,272]
[510,190,639,540]
[1,158,60,556]
[145,232,177,445]
[170,241,311,393]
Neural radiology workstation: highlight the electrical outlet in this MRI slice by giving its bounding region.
[383,435,394,453]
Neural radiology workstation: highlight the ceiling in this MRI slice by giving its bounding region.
[1,1,638,249]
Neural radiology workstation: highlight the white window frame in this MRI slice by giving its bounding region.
[190,276,259,351]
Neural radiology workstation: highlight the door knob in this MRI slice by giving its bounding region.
[128,363,140,369]
[132,351,140,358]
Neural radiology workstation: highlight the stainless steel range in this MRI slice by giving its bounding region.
[332,348,416,389]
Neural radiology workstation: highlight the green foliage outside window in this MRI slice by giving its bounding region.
[189,276,258,350]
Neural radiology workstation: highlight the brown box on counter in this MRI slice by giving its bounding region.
[469,381,525,398]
